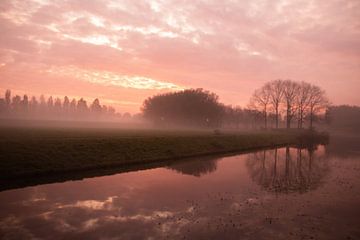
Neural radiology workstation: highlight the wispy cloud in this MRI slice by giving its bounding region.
[46,66,184,90]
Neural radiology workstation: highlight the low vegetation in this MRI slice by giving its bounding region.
[0,127,328,179]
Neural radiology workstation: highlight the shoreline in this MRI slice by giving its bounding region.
[0,127,328,188]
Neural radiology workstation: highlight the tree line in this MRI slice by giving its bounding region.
[142,80,329,129]
[142,88,224,127]
[1,79,330,128]
[325,105,360,132]
[0,90,125,121]
[249,79,329,129]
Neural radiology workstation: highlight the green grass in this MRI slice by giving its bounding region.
[0,127,328,179]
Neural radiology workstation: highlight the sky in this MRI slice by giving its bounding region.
[0,0,359,113]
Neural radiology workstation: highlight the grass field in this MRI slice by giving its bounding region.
[0,126,328,179]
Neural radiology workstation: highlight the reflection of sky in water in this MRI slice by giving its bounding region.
[0,144,359,240]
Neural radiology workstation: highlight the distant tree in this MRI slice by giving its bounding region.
[282,80,300,129]
[30,96,38,113]
[326,105,360,132]
[0,91,117,121]
[77,98,88,114]
[107,106,115,116]
[21,95,29,114]
[12,95,21,113]
[295,82,311,129]
[5,89,11,107]
[90,98,102,115]
[54,97,62,114]
[70,98,77,113]
[142,89,224,127]
[307,85,329,129]
[249,86,271,129]
[101,105,108,114]
[63,96,70,113]
[47,96,54,111]
[39,95,46,106]
[265,80,284,128]
[123,112,131,119]
[0,99,5,114]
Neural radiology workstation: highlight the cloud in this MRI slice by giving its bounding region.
[0,0,359,112]
[46,66,184,90]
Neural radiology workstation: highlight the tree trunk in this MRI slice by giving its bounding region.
[264,106,267,129]
[275,107,279,129]
[309,108,313,129]
[286,104,291,129]
[297,108,301,129]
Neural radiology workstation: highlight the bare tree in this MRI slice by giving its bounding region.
[249,86,271,129]
[296,82,311,129]
[265,80,284,129]
[282,80,300,129]
[308,85,329,129]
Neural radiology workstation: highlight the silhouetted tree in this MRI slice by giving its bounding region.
[77,98,88,115]
[69,98,77,115]
[142,88,224,127]
[296,82,311,129]
[12,95,21,113]
[326,105,360,132]
[5,89,11,108]
[108,106,115,116]
[21,95,29,114]
[39,95,46,113]
[282,80,300,129]
[308,85,329,129]
[90,98,102,115]
[0,90,119,121]
[63,96,70,114]
[0,99,5,114]
[54,97,62,115]
[266,80,284,128]
[249,86,271,129]
[123,112,131,119]
[30,96,38,113]
[47,96,54,111]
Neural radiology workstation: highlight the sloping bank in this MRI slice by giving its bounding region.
[0,129,328,180]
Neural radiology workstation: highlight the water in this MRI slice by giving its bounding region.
[0,136,359,240]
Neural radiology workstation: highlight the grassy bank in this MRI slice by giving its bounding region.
[0,127,328,179]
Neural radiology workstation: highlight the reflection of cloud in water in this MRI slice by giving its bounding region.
[2,144,354,239]
[58,196,118,210]
[246,146,329,193]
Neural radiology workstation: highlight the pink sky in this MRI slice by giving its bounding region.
[0,0,359,113]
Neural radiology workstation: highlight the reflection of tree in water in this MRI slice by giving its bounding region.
[167,157,218,177]
[246,146,329,193]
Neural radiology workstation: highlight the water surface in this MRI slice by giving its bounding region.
[0,137,359,240]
